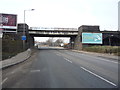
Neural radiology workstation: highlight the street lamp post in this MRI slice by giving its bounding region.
[23,9,35,50]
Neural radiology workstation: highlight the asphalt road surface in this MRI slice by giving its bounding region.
[2,47,118,88]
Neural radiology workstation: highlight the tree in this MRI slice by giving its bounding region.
[55,39,64,46]
[46,38,54,46]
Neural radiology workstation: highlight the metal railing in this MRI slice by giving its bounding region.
[29,27,78,31]
[29,31,78,35]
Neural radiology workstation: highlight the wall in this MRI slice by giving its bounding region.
[2,23,32,60]
[74,25,100,50]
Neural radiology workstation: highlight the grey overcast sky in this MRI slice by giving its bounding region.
[0,0,119,42]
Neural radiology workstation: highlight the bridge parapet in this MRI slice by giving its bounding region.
[30,27,78,31]
[29,30,78,36]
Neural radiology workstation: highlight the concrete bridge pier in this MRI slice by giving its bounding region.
[74,35,82,50]
[74,25,100,50]
[70,36,76,49]
[17,23,34,49]
[28,35,34,48]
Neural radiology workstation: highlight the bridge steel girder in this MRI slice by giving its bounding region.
[28,30,78,49]
[28,30,78,37]
[29,34,77,37]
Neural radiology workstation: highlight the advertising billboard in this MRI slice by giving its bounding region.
[82,33,102,44]
[0,13,17,31]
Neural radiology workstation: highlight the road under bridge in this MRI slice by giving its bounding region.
[5,24,120,50]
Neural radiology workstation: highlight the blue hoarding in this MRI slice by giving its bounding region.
[82,33,102,44]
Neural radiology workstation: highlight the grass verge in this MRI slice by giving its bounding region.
[82,46,120,56]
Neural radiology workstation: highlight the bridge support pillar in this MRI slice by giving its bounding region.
[28,36,34,48]
[70,36,76,49]
[74,25,100,50]
[74,35,82,50]
[17,23,35,48]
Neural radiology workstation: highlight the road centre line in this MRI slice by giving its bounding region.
[64,58,72,63]
[30,70,40,73]
[80,67,117,87]
[11,71,15,74]
[56,51,118,64]
[1,78,8,85]
[56,54,61,56]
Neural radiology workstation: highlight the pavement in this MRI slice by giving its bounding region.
[2,47,118,88]
[1,49,31,69]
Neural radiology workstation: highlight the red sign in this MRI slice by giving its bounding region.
[0,13,17,29]
[0,28,3,30]
[0,28,3,34]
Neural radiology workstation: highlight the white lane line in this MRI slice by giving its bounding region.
[56,54,61,56]
[11,71,15,74]
[30,70,40,73]
[64,58,72,63]
[80,67,117,87]
[1,78,8,85]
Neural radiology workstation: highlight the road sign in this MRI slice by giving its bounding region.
[82,33,102,44]
[0,13,17,33]
[22,36,26,40]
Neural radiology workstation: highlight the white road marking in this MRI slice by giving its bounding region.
[1,78,8,85]
[54,52,58,54]
[11,71,15,74]
[64,58,72,63]
[56,54,61,56]
[80,67,117,87]
[30,70,40,73]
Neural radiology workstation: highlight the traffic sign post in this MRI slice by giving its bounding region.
[22,36,26,50]
[22,36,26,40]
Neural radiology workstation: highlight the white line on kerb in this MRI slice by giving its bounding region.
[1,78,8,85]
[64,58,72,63]
[80,67,117,87]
